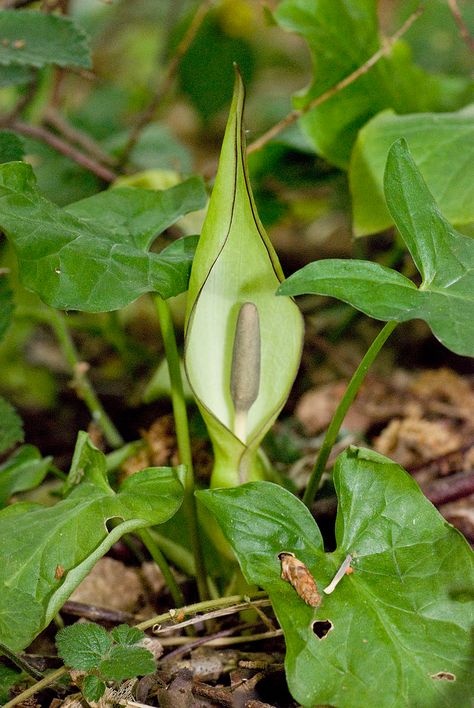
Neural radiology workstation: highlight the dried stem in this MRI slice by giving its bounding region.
[447,0,474,51]
[247,6,424,155]
[119,0,214,164]
[10,120,118,182]
[43,108,118,167]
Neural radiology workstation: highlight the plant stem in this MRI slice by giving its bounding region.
[136,590,267,632]
[0,643,44,681]
[153,295,209,600]
[47,309,124,448]
[105,440,145,472]
[137,528,185,607]
[303,320,398,508]
[2,666,68,708]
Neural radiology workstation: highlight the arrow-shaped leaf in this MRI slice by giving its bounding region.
[0,162,206,312]
[198,446,474,707]
[0,433,183,651]
[279,139,474,356]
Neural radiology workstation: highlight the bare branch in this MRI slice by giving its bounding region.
[11,120,118,182]
[43,107,118,167]
[119,0,214,165]
[447,0,474,52]
[247,6,424,155]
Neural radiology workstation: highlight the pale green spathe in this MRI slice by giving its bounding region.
[185,72,303,487]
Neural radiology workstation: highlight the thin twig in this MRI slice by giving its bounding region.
[0,643,44,681]
[119,0,214,165]
[447,0,474,51]
[158,629,283,647]
[154,598,272,634]
[1,72,39,124]
[135,591,267,632]
[247,6,424,155]
[43,107,118,167]
[10,120,118,182]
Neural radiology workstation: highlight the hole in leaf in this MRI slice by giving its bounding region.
[431,672,456,681]
[105,516,124,533]
[312,619,333,639]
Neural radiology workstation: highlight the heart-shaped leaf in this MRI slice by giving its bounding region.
[279,139,474,356]
[185,72,303,487]
[0,444,52,508]
[198,446,474,707]
[0,433,183,651]
[350,107,474,236]
[273,0,467,168]
[0,162,206,312]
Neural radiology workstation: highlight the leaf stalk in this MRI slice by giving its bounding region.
[153,295,209,600]
[303,320,398,507]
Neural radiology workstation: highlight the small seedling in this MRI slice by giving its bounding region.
[55,623,157,701]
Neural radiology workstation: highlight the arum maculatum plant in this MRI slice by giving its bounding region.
[185,70,304,489]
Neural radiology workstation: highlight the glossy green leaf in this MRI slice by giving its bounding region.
[350,107,474,236]
[0,131,24,163]
[279,140,474,356]
[0,11,91,69]
[273,0,461,168]
[0,433,183,651]
[0,163,205,311]
[185,72,303,487]
[198,446,474,708]
[0,444,52,508]
[0,396,23,455]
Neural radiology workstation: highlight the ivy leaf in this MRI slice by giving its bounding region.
[56,623,113,671]
[99,645,156,681]
[82,675,106,702]
[0,433,184,651]
[198,446,474,708]
[0,11,91,69]
[279,139,474,356]
[0,445,52,508]
[0,396,24,455]
[0,163,205,311]
[0,131,24,163]
[350,107,474,236]
[274,0,463,168]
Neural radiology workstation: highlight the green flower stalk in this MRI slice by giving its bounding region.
[185,71,303,488]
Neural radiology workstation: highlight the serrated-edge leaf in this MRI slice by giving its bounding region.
[99,645,156,681]
[82,675,106,702]
[0,11,91,69]
[110,624,145,646]
[56,622,112,670]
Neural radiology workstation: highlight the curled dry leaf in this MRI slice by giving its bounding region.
[278,552,320,607]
